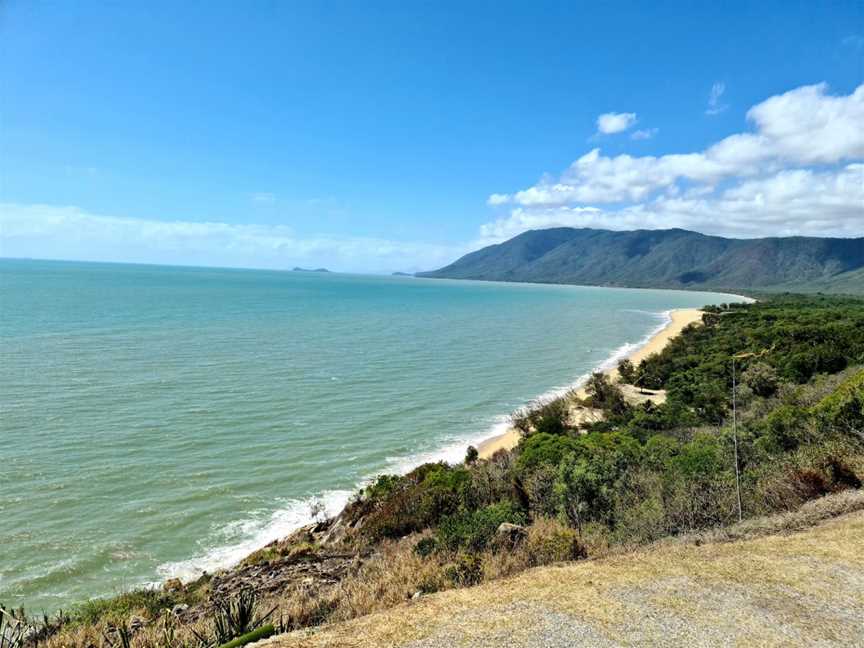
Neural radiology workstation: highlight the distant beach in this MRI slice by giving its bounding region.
[477,308,704,459]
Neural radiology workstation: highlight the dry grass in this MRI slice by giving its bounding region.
[262,500,864,648]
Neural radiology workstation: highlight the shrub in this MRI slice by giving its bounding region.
[437,501,525,552]
[813,368,864,434]
[413,536,438,558]
[516,433,580,474]
[523,464,558,519]
[523,518,586,566]
[444,553,483,586]
[610,468,668,544]
[585,372,629,416]
[72,589,176,625]
[513,397,571,436]
[742,361,779,398]
[751,442,863,514]
[365,474,402,502]
[661,434,737,532]
[754,404,812,453]
[362,463,472,541]
[464,450,515,511]
[617,359,637,384]
[465,445,479,465]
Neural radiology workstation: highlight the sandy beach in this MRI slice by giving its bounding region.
[477,308,703,459]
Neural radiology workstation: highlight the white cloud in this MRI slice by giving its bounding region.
[706,81,728,115]
[596,112,637,135]
[480,82,864,244]
[491,83,864,208]
[478,164,864,243]
[487,193,510,206]
[0,204,466,274]
[745,82,864,164]
[631,128,658,141]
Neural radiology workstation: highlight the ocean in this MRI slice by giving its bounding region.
[0,259,740,611]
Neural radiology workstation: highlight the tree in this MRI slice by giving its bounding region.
[742,361,779,397]
[585,372,629,416]
[617,359,637,384]
[465,445,479,465]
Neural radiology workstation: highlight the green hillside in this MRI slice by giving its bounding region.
[418,228,864,294]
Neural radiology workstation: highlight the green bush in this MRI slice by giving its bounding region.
[814,368,864,433]
[365,474,402,502]
[617,359,637,384]
[437,501,525,552]
[72,589,175,625]
[585,372,629,416]
[552,432,641,529]
[413,536,438,558]
[444,553,483,586]
[465,445,479,465]
[524,518,586,565]
[516,433,580,474]
[742,361,779,397]
[362,463,472,541]
[513,397,571,436]
[754,404,812,453]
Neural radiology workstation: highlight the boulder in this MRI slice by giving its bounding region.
[163,578,184,593]
[496,522,528,546]
[128,615,146,631]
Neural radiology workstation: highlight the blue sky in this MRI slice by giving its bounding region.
[1,1,862,272]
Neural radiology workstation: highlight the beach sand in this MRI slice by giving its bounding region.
[477,308,703,459]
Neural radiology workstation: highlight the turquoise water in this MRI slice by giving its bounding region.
[0,259,738,611]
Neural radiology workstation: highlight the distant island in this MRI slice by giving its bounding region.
[292,267,331,273]
[418,227,864,294]
[391,271,414,277]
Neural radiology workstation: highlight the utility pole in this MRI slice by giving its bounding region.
[730,348,769,523]
[731,355,743,522]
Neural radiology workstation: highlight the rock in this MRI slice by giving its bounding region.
[171,604,189,617]
[497,522,528,546]
[411,590,423,600]
[319,517,349,545]
[128,615,146,631]
[163,577,184,593]
[497,522,527,536]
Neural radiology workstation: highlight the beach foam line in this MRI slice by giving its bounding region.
[155,488,353,583]
[154,309,680,586]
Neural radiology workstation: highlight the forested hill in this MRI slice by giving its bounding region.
[418,228,864,293]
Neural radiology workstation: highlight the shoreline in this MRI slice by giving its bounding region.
[477,308,704,459]
[152,306,708,590]
[158,307,705,587]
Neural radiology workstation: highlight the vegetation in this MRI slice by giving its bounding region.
[11,294,864,647]
[418,227,864,294]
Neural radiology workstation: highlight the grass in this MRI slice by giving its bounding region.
[265,495,864,647]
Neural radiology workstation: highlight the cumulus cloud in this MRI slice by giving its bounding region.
[480,82,864,244]
[706,81,728,115]
[0,204,466,274]
[486,193,510,206]
[596,112,637,135]
[631,128,658,140]
[477,164,864,244]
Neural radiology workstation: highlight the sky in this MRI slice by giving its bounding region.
[1,1,862,273]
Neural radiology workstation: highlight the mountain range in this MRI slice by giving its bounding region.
[418,228,864,294]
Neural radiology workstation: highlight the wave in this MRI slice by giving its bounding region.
[156,309,673,585]
[155,489,353,583]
